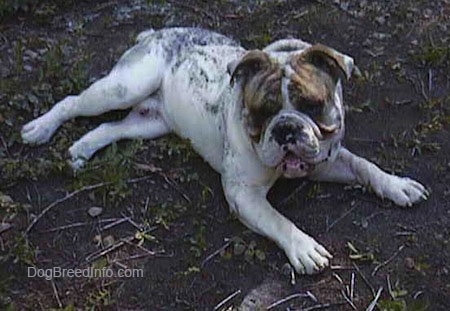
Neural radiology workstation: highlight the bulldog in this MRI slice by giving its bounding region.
[21,28,428,274]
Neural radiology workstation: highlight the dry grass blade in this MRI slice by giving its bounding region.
[372,244,405,276]
[300,302,347,311]
[24,181,113,236]
[201,239,232,268]
[267,292,313,310]
[213,289,241,311]
[365,287,383,311]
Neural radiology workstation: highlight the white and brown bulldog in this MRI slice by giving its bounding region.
[21,28,428,275]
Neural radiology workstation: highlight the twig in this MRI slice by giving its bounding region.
[213,289,241,311]
[419,78,429,101]
[428,69,433,92]
[300,302,347,311]
[126,176,154,184]
[330,265,355,270]
[24,182,112,236]
[353,263,375,296]
[113,260,128,270]
[122,234,157,255]
[366,287,383,311]
[413,291,424,299]
[387,274,394,299]
[51,280,62,308]
[350,272,355,301]
[100,217,129,231]
[0,135,11,157]
[120,212,143,230]
[163,176,191,203]
[326,203,359,232]
[332,272,345,285]
[85,235,135,264]
[277,182,307,206]
[306,291,318,303]
[267,292,314,310]
[341,290,357,310]
[112,252,162,263]
[201,239,232,268]
[41,218,119,232]
[372,244,406,276]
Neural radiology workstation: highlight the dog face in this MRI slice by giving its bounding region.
[229,44,354,178]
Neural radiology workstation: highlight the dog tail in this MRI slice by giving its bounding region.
[136,29,155,43]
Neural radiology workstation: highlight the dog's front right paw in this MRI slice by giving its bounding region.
[284,230,332,275]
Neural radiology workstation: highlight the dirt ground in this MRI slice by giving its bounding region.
[0,0,449,310]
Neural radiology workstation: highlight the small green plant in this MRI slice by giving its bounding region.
[416,44,450,67]
[72,141,142,206]
[189,221,207,257]
[222,237,266,263]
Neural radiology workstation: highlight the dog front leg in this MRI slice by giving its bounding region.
[222,178,332,274]
[310,147,429,207]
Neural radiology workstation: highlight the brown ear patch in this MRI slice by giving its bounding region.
[228,50,283,141]
[293,44,354,81]
[228,50,273,84]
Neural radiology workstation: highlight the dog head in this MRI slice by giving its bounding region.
[228,43,354,177]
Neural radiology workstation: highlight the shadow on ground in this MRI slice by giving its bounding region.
[0,0,449,310]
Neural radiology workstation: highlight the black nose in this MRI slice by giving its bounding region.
[272,122,303,145]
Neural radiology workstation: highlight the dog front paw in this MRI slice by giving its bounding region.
[284,231,332,275]
[379,175,429,207]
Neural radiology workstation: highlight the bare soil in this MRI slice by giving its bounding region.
[0,0,449,310]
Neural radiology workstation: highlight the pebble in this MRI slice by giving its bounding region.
[87,206,103,217]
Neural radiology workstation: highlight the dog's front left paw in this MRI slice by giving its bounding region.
[284,231,332,275]
[379,175,429,207]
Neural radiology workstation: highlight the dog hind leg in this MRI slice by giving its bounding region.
[21,44,166,145]
[69,96,170,170]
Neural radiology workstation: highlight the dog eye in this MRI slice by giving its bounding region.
[261,98,282,116]
[295,99,323,119]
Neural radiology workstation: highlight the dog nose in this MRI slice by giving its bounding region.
[272,122,304,145]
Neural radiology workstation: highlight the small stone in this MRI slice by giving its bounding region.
[405,257,415,269]
[87,206,103,217]
[103,235,115,246]
[23,65,33,72]
[375,16,386,25]
[24,49,39,60]
[0,222,12,234]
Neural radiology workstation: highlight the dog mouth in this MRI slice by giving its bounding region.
[279,151,314,174]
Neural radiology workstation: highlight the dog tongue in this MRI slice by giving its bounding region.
[284,154,306,171]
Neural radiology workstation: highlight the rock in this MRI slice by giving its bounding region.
[87,206,103,217]
[375,16,386,26]
[239,279,287,311]
[0,223,12,234]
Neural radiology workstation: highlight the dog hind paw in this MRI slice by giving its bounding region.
[21,116,59,145]
[68,143,93,171]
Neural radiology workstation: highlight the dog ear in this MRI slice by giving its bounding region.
[227,50,272,84]
[300,44,355,81]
